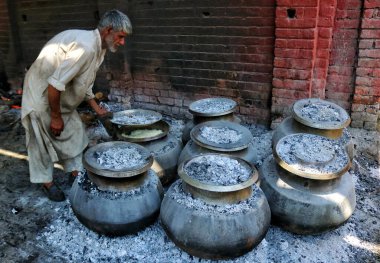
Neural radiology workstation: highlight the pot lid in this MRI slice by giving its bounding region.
[115,120,169,142]
[110,109,162,127]
[189,97,237,117]
[83,141,153,178]
[274,133,351,180]
[178,153,258,192]
[190,121,253,151]
[292,98,350,130]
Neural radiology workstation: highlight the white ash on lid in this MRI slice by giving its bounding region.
[111,109,162,125]
[183,155,251,186]
[94,146,146,170]
[189,98,236,115]
[168,180,261,214]
[275,133,350,178]
[292,98,350,129]
[200,126,242,144]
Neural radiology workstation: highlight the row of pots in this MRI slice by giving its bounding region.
[70,97,356,260]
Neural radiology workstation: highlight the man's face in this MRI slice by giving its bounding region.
[105,30,128,53]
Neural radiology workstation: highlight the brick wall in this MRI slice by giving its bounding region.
[128,0,276,125]
[0,0,18,79]
[0,0,132,98]
[271,0,338,128]
[325,0,362,110]
[0,0,379,130]
[352,0,380,131]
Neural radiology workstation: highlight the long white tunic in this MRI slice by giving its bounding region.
[21,29,106,183]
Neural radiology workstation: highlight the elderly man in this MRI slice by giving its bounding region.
[21,10,132,201]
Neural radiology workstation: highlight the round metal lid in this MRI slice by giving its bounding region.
[110,109,162,127]
[83,141,153,178]
[178,153,258,192]
[115,120,169,142]
[292,98,350,130]
[189,98,237,117]
[190,121,253,152]
[274,133,351,180]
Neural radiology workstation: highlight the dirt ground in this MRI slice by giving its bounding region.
[0,108,379,263]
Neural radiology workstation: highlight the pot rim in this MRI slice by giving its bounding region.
[189,98,237,117]
[83,141,153,178]
[178,153,258,192]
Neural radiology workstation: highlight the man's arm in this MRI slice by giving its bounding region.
[87,98,108,116]
[48,85,64,136]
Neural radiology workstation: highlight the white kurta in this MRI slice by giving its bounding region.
[21,29,106,183]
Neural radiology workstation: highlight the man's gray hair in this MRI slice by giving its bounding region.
[98,9,132,34]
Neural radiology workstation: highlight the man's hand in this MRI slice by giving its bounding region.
[48,85,64,137]
[87,98,110,117]
[50,113,64,136]
[96,106,109,117]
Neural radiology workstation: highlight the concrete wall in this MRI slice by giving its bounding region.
[0,0,379,130]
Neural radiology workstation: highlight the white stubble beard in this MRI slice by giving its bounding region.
[105,35,118,53]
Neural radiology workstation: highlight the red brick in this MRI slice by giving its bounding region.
[334,19,361,29]
[317,49,330,59]
[319,27,333,38]
[353,94,375,104]
[274,57,313,69]
[358,58,380,68]
[326,91,352,101]
[272,78,310,90]
[313,67,328,78]
[277,0,318,7]
[315,58,329,68]
[272,88,310,99]
[276,28,316,38]
[328,66,354,76]
[275,48,314,59]
[361,29,380,38]
[365,1,380,9]
[325,82,354,93]
[320,6,336,18]
[337,0,362,10]
[356,68,380,77]
[361,18,380,29]
[276,18,317,28]
[327,74,355,84]
[273,68,312,79]
[317,38,332,49]
[275,39,315,48]
[359,49,380,58]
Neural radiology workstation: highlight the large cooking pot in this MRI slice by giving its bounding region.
[259,155,356,234]
[69,141,163,236]
[272,98,354,160]
[160,154,271,259]
[182,97,240,143]
[178,121,261,166]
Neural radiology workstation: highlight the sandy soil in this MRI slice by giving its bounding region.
[0,108,379,263]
